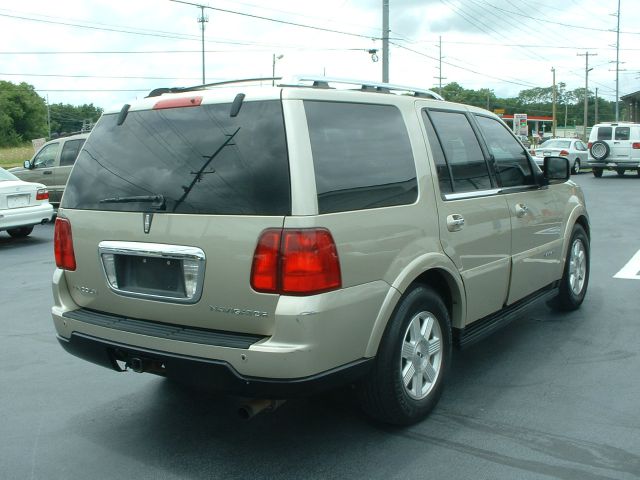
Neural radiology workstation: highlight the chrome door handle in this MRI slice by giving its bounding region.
[515,203,529,218]
[447,214,465,232]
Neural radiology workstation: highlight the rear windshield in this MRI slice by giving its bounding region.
[543,140,571,149]
[62,100,290,215]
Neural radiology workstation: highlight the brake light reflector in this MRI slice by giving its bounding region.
[153,96,203,110]
[54,217,76,271]
[36,188,49,201]
[559,150,569,156]
[588,142,592,148]
[633,142,640,149]
[251,228,342,295]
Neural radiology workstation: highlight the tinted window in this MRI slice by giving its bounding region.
[615,127,630,140]
[475,115,534,188]
[33,143,59,168]
[597,127,612,140]
[60,139,85,166]
[63,101,290,215]
[421,111,452,194]
[428,110,492,193]
[305,101,417,214]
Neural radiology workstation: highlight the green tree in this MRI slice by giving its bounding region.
[49,103,103,135]
[0,81,48,146]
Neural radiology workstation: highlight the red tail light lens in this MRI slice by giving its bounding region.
[632,142,640,149]
[54,217,76,271]
[559,149,569,156]
[588,142,593,148]
[36,188,49,201]
[251,228,342,296]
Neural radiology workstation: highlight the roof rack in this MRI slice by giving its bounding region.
[287,75,444,100]
[145,75,445,101]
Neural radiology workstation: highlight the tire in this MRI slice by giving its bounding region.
[552,224,589,311]
[358,285,452,425]
[589,140,610,161]
[7,226,34,238]
[592,167,603,178]
[572,159,580,175]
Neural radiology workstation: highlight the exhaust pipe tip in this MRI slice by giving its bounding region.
[238,399,286,420]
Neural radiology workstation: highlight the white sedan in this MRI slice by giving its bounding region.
[531,139,589,175]
[0,167,54,238]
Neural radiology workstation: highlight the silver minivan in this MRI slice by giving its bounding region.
[51,77,590,425]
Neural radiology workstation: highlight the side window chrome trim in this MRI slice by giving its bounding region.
[444,188,502,201]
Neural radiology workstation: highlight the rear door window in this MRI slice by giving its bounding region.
[62,100,290,215]
[597,127,612,140]
[60,139,86,166]
[304,101,417,214]
[425,110,492,193]
[614,127,630,140]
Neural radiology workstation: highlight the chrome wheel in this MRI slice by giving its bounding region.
[568,238,587,296]
[400,311,443,400]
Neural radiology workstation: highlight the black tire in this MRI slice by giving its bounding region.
[358,285,452,425]
[592,167,603,178]
[552,224,589,311]
[572,159,580,175]
[589,140,610,161]
[7,226,34,238]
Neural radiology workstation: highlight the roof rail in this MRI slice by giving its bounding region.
[287,75,445,100]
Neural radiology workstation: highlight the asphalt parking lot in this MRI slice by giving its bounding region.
[1,172,639,480]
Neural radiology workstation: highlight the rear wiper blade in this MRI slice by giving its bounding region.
[99,194,166,210]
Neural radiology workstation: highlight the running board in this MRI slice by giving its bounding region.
[453,283,558,349]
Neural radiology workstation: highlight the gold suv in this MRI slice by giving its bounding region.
[51,77,590,425]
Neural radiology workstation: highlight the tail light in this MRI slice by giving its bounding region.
[54,217,76,271]
[632,142,640,149]
[251,228,342,296]
[588,142,592,148]
[559,150,569,156]
[36,188,49,201]
[153,96,202,110]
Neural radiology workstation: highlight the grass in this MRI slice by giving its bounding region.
[0,144,34,169]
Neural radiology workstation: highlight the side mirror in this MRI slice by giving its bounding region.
[23,160,32,169]
[543,156,570,183]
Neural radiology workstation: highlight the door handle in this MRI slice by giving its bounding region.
[447,214,465,232]
[43,170,53,175]
[515,203,529,218]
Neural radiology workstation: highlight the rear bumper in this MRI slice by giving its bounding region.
[587,160,639,169]
[57,331,372,397]
[0,203,53,231]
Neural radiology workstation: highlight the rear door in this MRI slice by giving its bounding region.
[420,106,511,324]
[611,126,632,161]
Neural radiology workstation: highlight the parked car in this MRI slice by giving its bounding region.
[51,76,589,425]
[0,167,54,237]
[10,133,88,207]
[531,138,588,175]
[587,122,640,177]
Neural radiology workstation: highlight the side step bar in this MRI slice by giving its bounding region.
[453,283,558,349]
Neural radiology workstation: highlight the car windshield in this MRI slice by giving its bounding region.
[0,168,19,182]
[542,140,571,149]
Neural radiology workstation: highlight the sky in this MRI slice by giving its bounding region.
[0,0,639,112]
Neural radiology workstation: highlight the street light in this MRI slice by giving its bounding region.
[272,54,284,86]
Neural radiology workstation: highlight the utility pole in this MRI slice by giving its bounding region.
[197,5,208,84]
[434,36,446,91]
[577,52,596,141]
[382,0,389,83]
[615,0,621,121]
[551,67,557,137]
[46,94,51,138]
[272,54,283,86]
[595,87,599,124]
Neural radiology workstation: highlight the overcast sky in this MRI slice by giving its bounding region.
[1,0,638,110]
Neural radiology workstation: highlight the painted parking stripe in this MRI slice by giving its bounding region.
[614,250,640,280]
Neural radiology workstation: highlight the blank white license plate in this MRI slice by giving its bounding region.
[7,194,30,208]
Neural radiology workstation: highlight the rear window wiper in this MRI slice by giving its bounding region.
[99,194,166,210]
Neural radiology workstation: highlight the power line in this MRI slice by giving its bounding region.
[0,72,201,80]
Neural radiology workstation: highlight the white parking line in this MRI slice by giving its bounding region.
[614,250,640,280]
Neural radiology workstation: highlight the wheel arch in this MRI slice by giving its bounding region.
[364,256,464,357]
